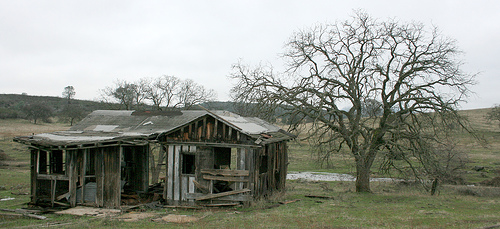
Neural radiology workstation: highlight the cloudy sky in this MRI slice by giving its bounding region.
[1,0,499,110]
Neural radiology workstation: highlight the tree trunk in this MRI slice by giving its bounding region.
[355,160,371,192]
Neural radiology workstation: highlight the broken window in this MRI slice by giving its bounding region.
[37,150,65,175]
[213,147,238,170]
[181,153,195,175]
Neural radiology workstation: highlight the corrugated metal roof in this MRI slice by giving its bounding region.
[14,110,295,147]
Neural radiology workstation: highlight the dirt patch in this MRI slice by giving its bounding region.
[116,212,159,222]
[151,214,201,223]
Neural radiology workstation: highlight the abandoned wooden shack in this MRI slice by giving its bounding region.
[14,109,295,208]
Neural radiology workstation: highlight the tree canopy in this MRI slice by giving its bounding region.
[231,12,475,192]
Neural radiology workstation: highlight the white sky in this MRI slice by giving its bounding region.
[1,0,499,110]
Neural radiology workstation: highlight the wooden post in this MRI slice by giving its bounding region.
[50,178,57,207]
[68,150,78,207]
[80,149,87,204]
[202,118,207,140]
[30,149,38,204]
[95,149,104,207]
[213,119,218,141]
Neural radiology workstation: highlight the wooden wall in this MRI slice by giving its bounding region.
[165,116,251,144]
[252,141,288,198]
[163,145,197,205]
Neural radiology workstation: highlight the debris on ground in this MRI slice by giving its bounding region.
[54,206,121,217]
[305,194,335,200]
[0,208,47,220]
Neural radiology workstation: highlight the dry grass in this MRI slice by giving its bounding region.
[0,119,69,139]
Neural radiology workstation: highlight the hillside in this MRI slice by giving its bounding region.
[0,93,120,119]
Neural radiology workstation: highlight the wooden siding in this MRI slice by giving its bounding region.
[164,116,251,145]
[163,145,197,204]
[252,141,288,198]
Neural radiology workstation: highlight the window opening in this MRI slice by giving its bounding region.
[181,153,195,175]
[214,147,238,169]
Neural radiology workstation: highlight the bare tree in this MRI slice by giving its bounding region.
[100,77,216,111]
[231,12,475,192]
[143,75,181,110]
[177,79,217,110]
[101,80,145,110]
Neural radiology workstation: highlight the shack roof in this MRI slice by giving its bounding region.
[14,110,295,148]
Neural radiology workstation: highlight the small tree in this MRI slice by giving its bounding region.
[62,86,76,104]
[486,104,500,128]
[22,103,53,124]
[60,104,86,126]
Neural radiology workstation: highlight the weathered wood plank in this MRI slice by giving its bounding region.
[195,188,251,201]
[31,149,38,204]
[181,175,188,201]
[202,175,249,183]
[0,208,47,220]
[200,169,249,177]
[173,145,180,201]
[192,180,209,193]
[37,174,69,180]
[166,145,174,200]
[188,176,195,194]
[186,193,252,202]
[68,151,78,207]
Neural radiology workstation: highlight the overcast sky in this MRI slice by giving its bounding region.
[1,0,499,110]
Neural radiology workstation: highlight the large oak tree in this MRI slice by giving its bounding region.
[231,12,475,192]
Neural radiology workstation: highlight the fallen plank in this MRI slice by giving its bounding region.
[195,189,251,201]
[56,192,70,201]
[201,202,240,207]
[0,208,47,220]
[185,193,252,201]
[192,180,209,194]
[305,195,334,200]
[164,205,203,210]
[279,199,301,205]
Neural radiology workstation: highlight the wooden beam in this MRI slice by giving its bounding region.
[192,180,209,194]
[195,188,251,201]
[201,169,249,176]
[202,175,249,183]
[185,193,252,202]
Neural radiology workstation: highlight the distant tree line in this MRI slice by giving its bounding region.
[0,92,104,124]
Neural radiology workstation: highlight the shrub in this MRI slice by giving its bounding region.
[0,108,19,119]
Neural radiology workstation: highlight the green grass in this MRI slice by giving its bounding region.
[1,109,500,228]
[3,180,499,228]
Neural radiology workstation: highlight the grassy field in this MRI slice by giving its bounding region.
[1,109,500,228]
